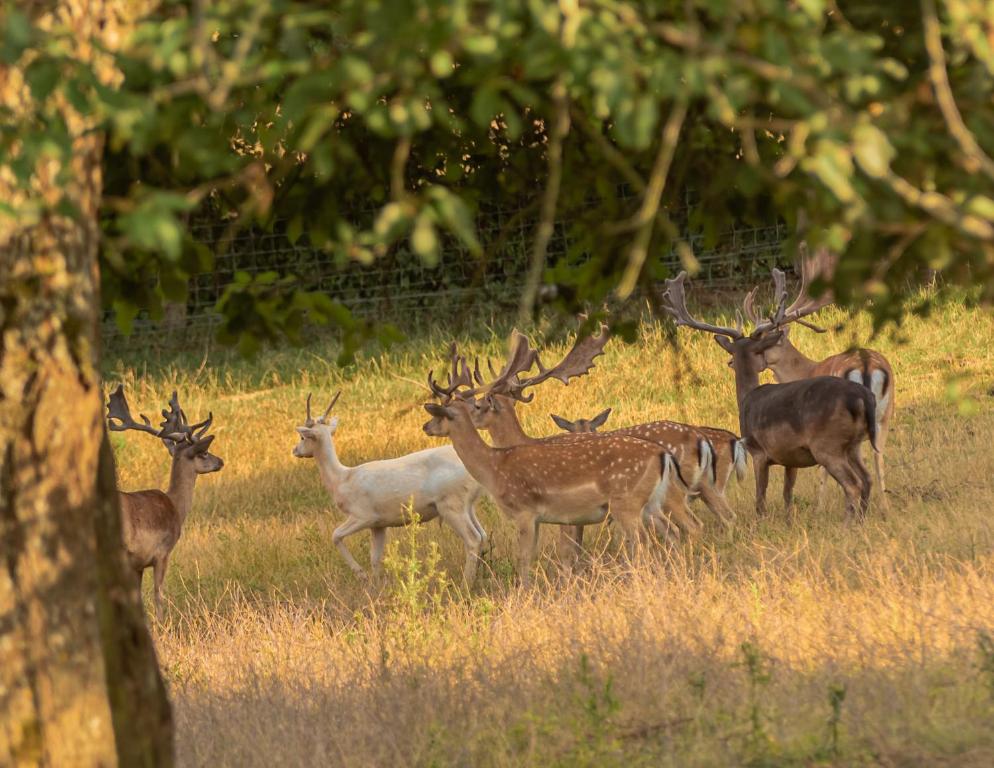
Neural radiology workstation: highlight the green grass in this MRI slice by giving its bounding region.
[105,290,994,766]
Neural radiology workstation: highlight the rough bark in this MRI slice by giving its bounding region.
[0,1,173,765]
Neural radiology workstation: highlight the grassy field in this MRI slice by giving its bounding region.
[105,291,994,767]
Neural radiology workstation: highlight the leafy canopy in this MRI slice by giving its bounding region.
[3,0,994,355]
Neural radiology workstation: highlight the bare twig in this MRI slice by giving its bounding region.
[617,97,688,298]
[921,0,994,182]
[518,77,570,324]
[390,136,412,202]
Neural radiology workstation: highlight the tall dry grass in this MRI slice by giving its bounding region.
[106,292,994,766]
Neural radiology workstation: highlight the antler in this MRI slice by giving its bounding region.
[427,345,475,403]
[107,385,163,437]
[661,272,743,339]
[305,391,341,426]
[752,244,838,334]
[159,391,213,445]
[506,323,610,402]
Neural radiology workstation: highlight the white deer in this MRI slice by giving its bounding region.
[293,392,488,587]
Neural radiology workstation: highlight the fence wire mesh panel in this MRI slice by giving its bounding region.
[101,205,790,348]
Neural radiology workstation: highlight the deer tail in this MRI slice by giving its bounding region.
[864,389,880,453]
[692,438,715,488]
[732,438,749,482]
[664,451,688,491]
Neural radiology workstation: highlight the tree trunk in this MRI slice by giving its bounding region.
[0,2,173,766]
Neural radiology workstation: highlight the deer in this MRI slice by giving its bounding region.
[465,327,735,548]
[661,269,879,522]
[292,392,488,587]
[741,245,894,511]
[422,353,679,586]
[107,385,224,620]
[549,410,748,514]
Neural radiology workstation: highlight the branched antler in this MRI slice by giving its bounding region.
[107,385,163,437]
[661,272,743,339]
[469,324,610,404]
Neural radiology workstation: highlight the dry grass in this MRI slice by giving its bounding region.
[105,292,994,766]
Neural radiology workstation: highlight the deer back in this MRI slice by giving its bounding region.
[487,434,669,514]
[811,348,894,420]
[742,376,876,467]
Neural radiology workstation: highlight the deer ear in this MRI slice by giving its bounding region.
[714,336,735,353]
[325,415,339,432]
[190,434,215,455]
[424,403,453,419]
[590,408,612,429]
[755,331,784,353]
[296,426,318,439]
[550,414,575,432]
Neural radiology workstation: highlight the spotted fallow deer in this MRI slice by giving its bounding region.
[741,245,894,510]
[422,354,678,586]
[465,327,731,549]
[292,392,488,587]
[662,270,879,522]
[107,386,224,620]
[549,410,748,516]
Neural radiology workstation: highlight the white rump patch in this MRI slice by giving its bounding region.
[870,369,890,423]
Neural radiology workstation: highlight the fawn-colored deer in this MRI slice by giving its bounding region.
[107,386,224,619]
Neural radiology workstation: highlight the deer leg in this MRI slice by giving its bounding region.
[696,481,736,529]
[783,467,798,517]
[815,454,862,523]
[466,488,491,556]
[369,528,387,583]
[612,504,645,563]
[663,485,701,536]
[814,468,830,514]
[438,501,484,589]
[514,515,540,588]
[558,525,585,569]
[753,458,770,517]
[849,446,872,520]
[872,422,889,513]
[152,553,169,622]
[332,516,375,579]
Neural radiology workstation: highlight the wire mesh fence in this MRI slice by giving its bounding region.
[101,202,792,348]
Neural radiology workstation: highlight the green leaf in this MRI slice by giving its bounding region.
[25,57,61,102]
[1,9,31,64]
[411,213,439,266]
[852,123,894,179]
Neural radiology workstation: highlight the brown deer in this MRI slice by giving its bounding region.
[107,386,224,619]
[549,410,748,517]
[742,245,894,510]
[662,271,879,522]
[466,327,732,547]
[422,354,678,585]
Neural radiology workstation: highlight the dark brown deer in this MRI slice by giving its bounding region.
[464,327,715,545]
[662,271,879,522]
[107,386,224,619]
[422,354,678,585]
[742,245,894,510]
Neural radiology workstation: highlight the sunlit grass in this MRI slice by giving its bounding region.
[105,290,994,766]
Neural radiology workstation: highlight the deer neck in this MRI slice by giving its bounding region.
[767,343,817,383]
[488,408,533,447]
[445,415,501,490]
[166,458,198,527]
[731,365,761,435]
[312,438,349,492]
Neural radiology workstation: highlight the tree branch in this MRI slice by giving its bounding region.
[617,97,688,298]
[518,77,570,323]
[921,0,994,182]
